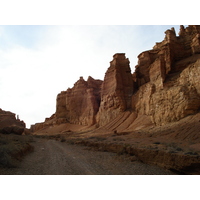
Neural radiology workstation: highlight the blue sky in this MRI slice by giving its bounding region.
[0,25,184,127]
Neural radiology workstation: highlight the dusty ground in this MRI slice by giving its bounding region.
[0,137,175,175]
[2,112,199,175]
[26,112,200,175]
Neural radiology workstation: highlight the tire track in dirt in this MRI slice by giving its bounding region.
[0,138,175,175]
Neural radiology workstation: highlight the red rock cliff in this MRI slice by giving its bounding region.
[31,25,200,132]
[56,76,102,126]
[133,25,200,125]
[97,53,134,126]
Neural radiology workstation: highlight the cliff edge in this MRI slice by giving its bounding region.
[31,25,200,134]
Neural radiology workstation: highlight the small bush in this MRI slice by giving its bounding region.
[176,147,183,151]
[153,142,161,145]
[60,137,66,142]
[0,134,34,168]
[0,151,19,168]
[185,151,198,156]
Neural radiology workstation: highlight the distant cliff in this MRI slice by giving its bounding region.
[31,25,200,132]
[0,108,25,135]
[56,76,102,126]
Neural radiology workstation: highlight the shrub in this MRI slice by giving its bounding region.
[0,134,34,168]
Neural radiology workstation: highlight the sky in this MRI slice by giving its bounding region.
[0,25,184,128]
[0,0,198,198]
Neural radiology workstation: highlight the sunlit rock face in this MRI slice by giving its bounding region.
[56,76,102,126]
[97,53,134,126]
[132,25,200,125]
[31,25,200,131]
[135,25,200,88]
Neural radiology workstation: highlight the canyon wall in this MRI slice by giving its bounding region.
[55,53,133,127]
[31,25,200,132]
[133,25,200,125]
[97,53,134,126]
[56,76,102,126]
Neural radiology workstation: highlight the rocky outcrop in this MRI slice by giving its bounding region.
[30,114,68,132]
[134,25,200,88]
[31,54,134,131]
[31,25,200,132]
[56,76,102,126]
[0,108,25,135]
[133,25,200,125]
[97,53,134,126]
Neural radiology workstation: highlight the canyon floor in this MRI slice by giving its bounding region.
[1,112,200,175]
[0,137,175,175]
[27,112,200,175]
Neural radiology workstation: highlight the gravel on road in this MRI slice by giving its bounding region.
[0,138,176,175]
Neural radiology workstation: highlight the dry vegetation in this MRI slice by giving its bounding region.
[0,133,34,168]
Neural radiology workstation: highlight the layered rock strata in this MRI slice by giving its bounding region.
[134,25,200,88]
[97,53,134,126]
[31,25,200,132]
[56,76,102,126]
[133,25,200,125]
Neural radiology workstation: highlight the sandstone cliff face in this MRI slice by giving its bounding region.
[133,25,200,125]
[0,108,25,135]
[135,25,200,88]
[97,53,134,126]
[31,25,200,132]
[30,114,60,132]
[56,76,102,126]
[55,54,134,127]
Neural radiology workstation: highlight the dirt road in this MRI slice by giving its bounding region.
[0,138,175,175]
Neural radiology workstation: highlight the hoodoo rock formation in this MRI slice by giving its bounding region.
[0,108,25,135]
[31,25,200,133]
[56,76,102,126]
[97,53,134,126]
